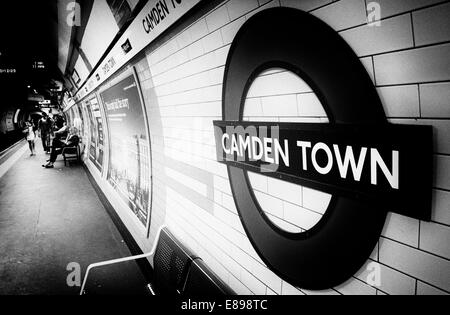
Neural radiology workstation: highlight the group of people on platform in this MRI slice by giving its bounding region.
[22,113,80,168]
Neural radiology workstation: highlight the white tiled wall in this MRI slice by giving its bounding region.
[119,0,450,295]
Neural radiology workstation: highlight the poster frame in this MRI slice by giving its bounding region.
[86,93,106,174]
[131,66,154,239]
[97,66,153,234]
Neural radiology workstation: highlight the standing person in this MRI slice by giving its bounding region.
[42,126,80,168]
[23,121,36,156]
[38,113,53,153]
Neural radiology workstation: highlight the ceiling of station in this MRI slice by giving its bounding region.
[0,1,61,107]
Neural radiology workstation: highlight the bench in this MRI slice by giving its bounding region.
[80,226,235,295]
[184,258,235,296]
[62,142,84,166]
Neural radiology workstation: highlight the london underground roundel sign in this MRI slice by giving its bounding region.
[213,8,433,290]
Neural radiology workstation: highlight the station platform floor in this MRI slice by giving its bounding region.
[0,139,149,295]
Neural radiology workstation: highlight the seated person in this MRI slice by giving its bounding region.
[53,121,68,140]
[43,127,80,169]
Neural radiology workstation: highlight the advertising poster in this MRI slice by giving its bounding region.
[66,108,74,127]
[100,74,151,226]
[87,96,104,172]
[5,111,14,132]
[80,102,91,147]
[85,101,94,158]
[76,104,84,137]
[72,104,83,136]
[81,102,89,141]
[0,112,7,134]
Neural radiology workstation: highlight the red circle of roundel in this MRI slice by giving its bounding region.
[222,7,387,290]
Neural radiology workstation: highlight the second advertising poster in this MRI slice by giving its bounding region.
[100,74,151,226]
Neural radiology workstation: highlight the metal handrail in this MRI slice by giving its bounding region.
[79,225,166,295]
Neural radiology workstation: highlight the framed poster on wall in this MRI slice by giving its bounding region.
[75,104,84,138]
[80,101,91,158]
[66,107,74,127]
[100,72,151,227]
[85,95,105,173]
[71,104,83,136]
[5,111,14,132]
